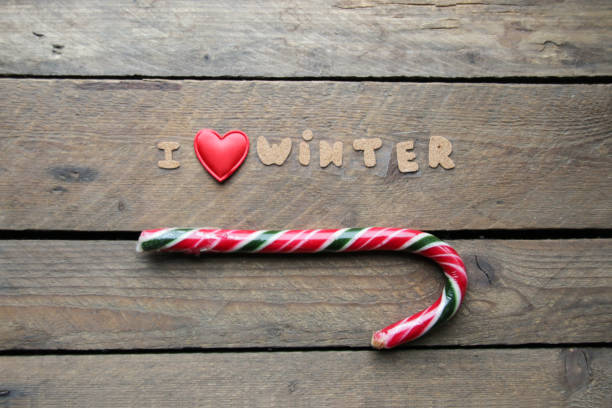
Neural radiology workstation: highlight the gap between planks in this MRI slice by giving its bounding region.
[1,229,612,241]
[1,75,612,84]
[1,343,612,356]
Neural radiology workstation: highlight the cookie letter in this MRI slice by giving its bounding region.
[299,129,313,166]
[157,141,180,169]
[257,136,292,165]
[353,138,382,167]
[397,141,418,173]
[320,141,343,167]
[429,136,455,169]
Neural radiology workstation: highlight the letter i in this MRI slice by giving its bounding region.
[299,129,313,166]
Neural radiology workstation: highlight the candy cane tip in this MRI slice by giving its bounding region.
[371,331,387,350]
[135,233,147,253]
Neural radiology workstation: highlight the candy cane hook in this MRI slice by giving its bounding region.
[137,227,467,349]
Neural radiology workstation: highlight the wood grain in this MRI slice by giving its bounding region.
[1,80,610,231]
[1,348,610,407]
[1,0,611,77]
[0,239,610,350]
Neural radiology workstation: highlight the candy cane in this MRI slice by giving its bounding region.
[137,227,467,349]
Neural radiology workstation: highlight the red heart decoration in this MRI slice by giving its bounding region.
[193,129,250,182]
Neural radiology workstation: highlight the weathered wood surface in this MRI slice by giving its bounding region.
[1,0,611,77]
[1,239,610,350]
[1,80,611,231]
[1,348,610,407]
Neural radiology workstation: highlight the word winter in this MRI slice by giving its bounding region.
[257,130,455,171]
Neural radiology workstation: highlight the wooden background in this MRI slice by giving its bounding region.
[1,1,611,406]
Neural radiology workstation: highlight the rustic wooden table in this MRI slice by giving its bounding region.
[1,1,611,406]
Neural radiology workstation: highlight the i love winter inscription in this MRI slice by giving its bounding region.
[157,129,455,182]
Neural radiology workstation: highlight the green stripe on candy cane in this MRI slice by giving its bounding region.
[326,228,364,251]
[138,228,193,252]
[240,230,283,252]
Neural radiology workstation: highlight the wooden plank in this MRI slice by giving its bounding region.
[1,1,611,77]
[1,80,610,231]
[1,348,610,407]
[0,239,610,350]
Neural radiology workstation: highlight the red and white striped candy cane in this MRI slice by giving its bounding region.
[137,227,467,349]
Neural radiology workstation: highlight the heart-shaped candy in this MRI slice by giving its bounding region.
[193,129,249,182]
